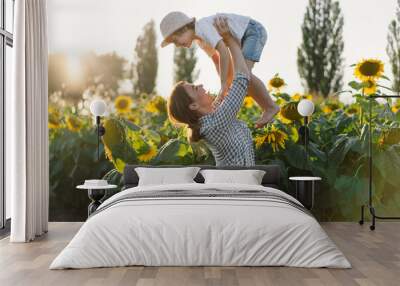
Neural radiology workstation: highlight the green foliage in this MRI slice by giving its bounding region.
[132,20,158,96]
[49,127,113,221]
[154,138,194,164]
[297,0,344,97]
[49,85,400,222]
[48,34,400,222]
[268,81,400,220]
[173,46,199,83]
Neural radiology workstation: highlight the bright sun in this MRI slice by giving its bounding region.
[67,55,83,84]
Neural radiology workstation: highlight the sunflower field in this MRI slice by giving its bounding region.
[49,59,400,221]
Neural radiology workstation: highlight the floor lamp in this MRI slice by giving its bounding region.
[297,99,315,163]
[90,100,107,161]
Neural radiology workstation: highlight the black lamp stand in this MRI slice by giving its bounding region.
[299,116,310,165]
[96,116,106,161]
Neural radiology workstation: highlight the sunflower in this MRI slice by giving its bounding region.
[138,144,158,162]
[256,127,295,148]
[243,96,254,108]
[354,59,384,82]
[145,96,167,114]
[127,113,140,125]
[362,80,377,95]
[280,102,302,121]
[322,106,332,114]
[254,134,267,149]
[292,93,312,102]
[328,102,340,111]
[267,126,289,152]
[263,125,289,152]
[277,112,292,124]
[345,104,359,116]
[65,115,82,132]
[115,95,133,114]
[392,100,400,113]
[145,101,159,113]
[268,74,286,92]
[48,107,61,129]
[322,101,340,114]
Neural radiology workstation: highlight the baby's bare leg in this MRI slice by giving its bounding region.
[246,59,280,128]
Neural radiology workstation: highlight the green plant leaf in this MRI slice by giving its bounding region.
[328,136,358,166]
[283,144,308,170]
[380,74,390,81]
[122,118,140,131]
[348,81,362,90]
[142,129,161,146]
[114,158,126,173]
[334,175,366,194]
[373,146,400,187]
[156,139,187,163]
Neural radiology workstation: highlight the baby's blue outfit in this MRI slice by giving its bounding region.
[241,19,268,62]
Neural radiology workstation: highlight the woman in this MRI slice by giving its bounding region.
[168,17,254,166]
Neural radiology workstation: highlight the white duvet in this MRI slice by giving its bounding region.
[50,183,351,269]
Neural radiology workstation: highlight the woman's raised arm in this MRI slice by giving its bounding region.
[206,16,250,129]
[213,17,250,79]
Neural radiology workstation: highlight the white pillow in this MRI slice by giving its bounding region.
[135,167,201,186]
[200,169,266,185]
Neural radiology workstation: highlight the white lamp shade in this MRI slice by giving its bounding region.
[90,100,107,116]
[297,99,315,117]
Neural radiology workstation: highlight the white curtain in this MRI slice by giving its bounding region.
[7,0,49,242]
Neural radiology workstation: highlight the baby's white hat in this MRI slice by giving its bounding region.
[160,11,195,48]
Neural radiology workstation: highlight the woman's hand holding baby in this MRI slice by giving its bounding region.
[213,16,250,83]
[213,17,233,43]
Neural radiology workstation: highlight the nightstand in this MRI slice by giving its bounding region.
[76,184,117,217]
[289,176,321,210]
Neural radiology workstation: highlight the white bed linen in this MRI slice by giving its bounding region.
[50,183,351,269]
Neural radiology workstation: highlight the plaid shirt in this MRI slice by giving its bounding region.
[199,72,255,166]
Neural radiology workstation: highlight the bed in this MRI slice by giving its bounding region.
[50,165,351,269]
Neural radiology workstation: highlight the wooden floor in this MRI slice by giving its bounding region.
[0,222,399,286]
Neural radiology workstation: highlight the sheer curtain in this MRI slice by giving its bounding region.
[7,0,49,242]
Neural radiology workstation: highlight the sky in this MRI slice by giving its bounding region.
[47,0,398,101]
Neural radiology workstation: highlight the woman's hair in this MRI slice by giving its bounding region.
[167,81,202,143]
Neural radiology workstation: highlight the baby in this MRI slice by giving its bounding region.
[160,11,280,127]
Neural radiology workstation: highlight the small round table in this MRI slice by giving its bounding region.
[76,184,117,217]
[289,177,321,210]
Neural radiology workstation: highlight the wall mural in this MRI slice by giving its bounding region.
[48,1,400,222]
